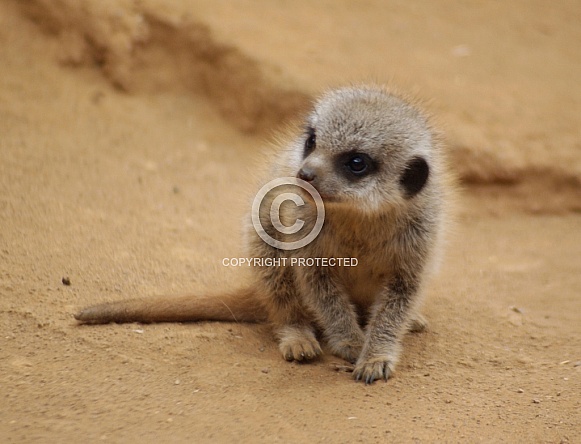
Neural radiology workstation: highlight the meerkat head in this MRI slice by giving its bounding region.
[295,86,433,213]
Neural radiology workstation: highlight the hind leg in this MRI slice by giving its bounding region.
[296,267,365,364]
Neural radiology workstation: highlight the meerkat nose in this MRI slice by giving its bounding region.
[297,167,316,182]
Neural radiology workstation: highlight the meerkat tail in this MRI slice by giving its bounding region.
[74,286,266,324]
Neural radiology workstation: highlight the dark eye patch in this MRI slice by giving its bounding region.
[303,127,316,158]
[335,151,377,180]
[400,156,429,198]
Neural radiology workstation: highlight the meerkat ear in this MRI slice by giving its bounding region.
[400,157,429,198]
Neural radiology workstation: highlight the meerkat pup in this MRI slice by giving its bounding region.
[76,85,449,384]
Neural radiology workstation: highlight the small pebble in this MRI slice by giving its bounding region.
[517,388,524,393]
[62,277,71,286]
[332,363,355,373]
[174,379,180,385]
[532,399,540,404]
[261,368,269,374]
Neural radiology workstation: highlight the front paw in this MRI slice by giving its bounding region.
[277,326,322,362]
[353,356,395,384]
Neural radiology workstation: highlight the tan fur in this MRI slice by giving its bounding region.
[75,287,266,324]
[75,85,450,384]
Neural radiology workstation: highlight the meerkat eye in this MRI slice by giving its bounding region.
[336,151,376,180]
[346,154,368,175]
[304,128,316,157]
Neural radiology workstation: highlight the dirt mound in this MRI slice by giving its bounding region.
[21,0,310,133]
[18,0,581,212]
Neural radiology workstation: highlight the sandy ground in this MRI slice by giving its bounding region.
[1,1,580,442]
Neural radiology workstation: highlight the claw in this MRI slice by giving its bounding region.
[353,358,394,384]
